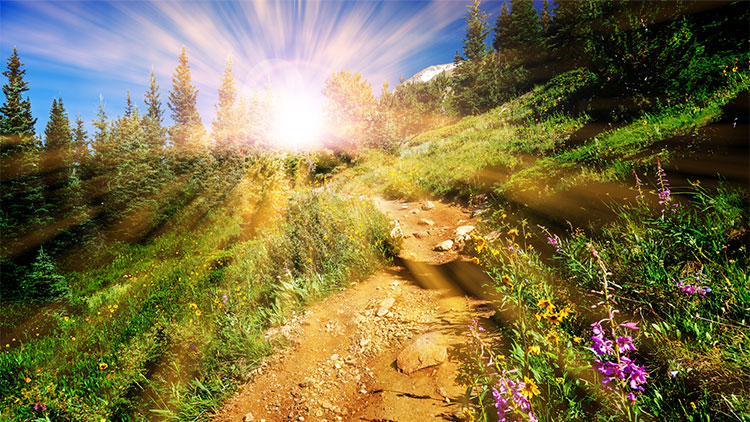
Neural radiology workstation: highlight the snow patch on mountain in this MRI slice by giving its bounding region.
[404,63,456,84]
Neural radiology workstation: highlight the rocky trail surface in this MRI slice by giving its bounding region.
[214,198,495,422]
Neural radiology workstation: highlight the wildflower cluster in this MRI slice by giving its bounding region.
[492,371,539,422]
[590,321,647,401]
[675,277,711,297]
[538,226,561,253]
[466,320,539,422]
[587,243,649,408]
[656,158,678,214]
[535,299,571,327]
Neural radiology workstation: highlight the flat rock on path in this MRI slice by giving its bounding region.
[396,332,447,375]
[212,198,491,422]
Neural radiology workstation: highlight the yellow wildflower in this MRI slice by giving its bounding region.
[189,303,197,310]
[507,228,519,237]
[501,275,513,288]
[537,299,554,311]
[521,377,541,398]
[527,345,540,356]
[546,330,560,345]
[573,336,583,344]
[99,363,108,370]
[195,310,202,316]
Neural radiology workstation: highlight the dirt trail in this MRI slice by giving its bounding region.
[214,198,493,422]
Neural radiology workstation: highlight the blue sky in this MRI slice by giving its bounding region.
[0,0,533,134]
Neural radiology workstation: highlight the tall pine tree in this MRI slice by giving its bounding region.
[42,97,72,213]
[0,48,36,135]
[462,0,491,61]
[492,2,511,52]
[212,56,243,159]
[168,46,205,159]
[143,69,167,159]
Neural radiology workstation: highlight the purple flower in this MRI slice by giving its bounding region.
[591,321,605,337]
[627,392,637,402]
[627,365,649,391]
[616,336,637,353]
[492,387,508,422]
[591,335,614,356]
[677,280,710,297]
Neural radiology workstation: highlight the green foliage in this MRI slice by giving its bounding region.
[461,0,490,61]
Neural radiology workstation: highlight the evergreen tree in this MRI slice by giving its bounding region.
[492,2,511,52]
[42,97,72,211]
[540,0,552,37]
[506,0,541,50]
[124,90,133,118]
[462,0,491,61]
[144,69,164,123]
[168,47,204,151]
[212,56,242,158]
[0,48,44,264]
[143,69,167,158]
[70,114,91,185]
[0,48,36,135]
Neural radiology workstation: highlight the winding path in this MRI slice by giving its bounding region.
[214,198,493,422]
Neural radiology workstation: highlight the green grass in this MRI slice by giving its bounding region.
[0,162,399,421]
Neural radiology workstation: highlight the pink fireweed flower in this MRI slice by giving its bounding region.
[616,336,637,353]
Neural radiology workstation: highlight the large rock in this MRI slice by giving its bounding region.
[390,221,403,240]
[397,332,447,374]
[421,201,435,210]
[434,239,454,251]
[453,225,475,242]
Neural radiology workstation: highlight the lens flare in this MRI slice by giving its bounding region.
[271,92,324,150]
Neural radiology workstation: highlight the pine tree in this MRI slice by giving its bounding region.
[492,2,511,52]
[71,114,89,178]
[168,47,204,151]
[462,0,491,61]
[0,48,44,260]
[42,97,72,211]
[507,0,541,50]
[540,0,552,38]
[212,56,242,158]
[143,69,167,158]
[0,48,36,135]
[144,69,164,123]
[124,90,133,118]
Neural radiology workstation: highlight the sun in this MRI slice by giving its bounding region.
[270,92,325,150]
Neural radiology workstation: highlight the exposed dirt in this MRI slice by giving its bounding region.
[213,198,493,422]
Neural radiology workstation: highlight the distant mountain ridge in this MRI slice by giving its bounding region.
[404,63,456,84]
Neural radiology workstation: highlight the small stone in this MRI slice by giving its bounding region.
[422,201,435,210]
[401,205,409,209]
[377,297,396,316]
[434,240,454,251]
[412,231,425,239]
[418,218,435,226]
[243,412,254,422]
[410,208,420,214]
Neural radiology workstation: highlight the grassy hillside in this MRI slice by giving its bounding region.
[332,68,749,421]
[0,160,399,421]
